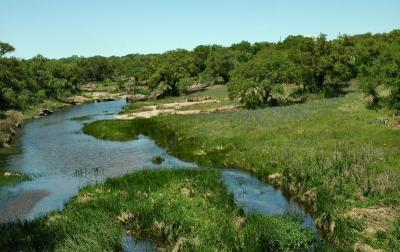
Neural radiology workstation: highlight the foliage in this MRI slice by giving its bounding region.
[229,49,291,108]
[0,42,15,57]
[202,47,236,84]
[0,48,115,110]
[358,38,400,109]
[3,30,400,110]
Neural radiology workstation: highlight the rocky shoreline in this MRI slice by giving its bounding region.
[0,110,24,148]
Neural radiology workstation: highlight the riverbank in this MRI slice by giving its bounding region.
[0,99,72,186]
[0,169,315,251]
[0,82,132,186]
[84,85,400,251]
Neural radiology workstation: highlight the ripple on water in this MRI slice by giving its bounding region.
[0,100,195,223]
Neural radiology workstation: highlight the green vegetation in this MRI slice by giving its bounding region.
[358,31,400,109]
[0,169,315,251]
[0,171,29,187]
[0,146,29,186]
[151,155,164,164]
[0,53,115,110]
[3,29,400,112]
[83,119,142,141]
[2,29,400,251]
[84,85,400,250]
[70,115,92,122]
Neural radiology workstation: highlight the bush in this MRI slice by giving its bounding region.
[151,155,164,164]
[388,88,400,110]
[233,79,282,109]
[176,77,197,94]
[129,85,152,95]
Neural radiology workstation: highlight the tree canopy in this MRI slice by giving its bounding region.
[1,29,400,110]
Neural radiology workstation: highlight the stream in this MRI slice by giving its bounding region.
[0,100,320,250]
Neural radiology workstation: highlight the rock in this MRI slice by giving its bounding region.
[354,242,384,252]
[149,92,162,100]
[3,134,12,144]
[5,110,24,123]
[9,127,16,136]
[302,188,316,204]
[116,212,135,225]
[4,172,12,176]
[126,94,149,102]
[172,237,188,252]
[185,83,208,94]
[39,109,53,116]
[185,96,213,102]
[268,173,283,180]
[180,188,192,197]
[329,220,336,233]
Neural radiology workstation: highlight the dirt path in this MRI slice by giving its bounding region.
[117,99,237,120]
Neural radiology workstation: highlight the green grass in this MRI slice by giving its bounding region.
[0,172,30,187]
[24,99,70,119]
[0,169,315,251]
[84,87,400,250]
[83,120,142,141]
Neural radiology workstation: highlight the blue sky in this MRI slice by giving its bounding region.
[1,0,399,59]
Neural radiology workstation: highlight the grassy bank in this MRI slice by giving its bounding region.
[0,169,315,251]
[0,147,30,187]
[84,86,400,250]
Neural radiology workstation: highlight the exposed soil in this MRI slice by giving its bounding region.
[354,242,384,252]
[117,99,237,120]
[68,91,129,105]
[346,206,400,236]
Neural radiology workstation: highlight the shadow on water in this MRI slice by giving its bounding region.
[0,99,324,250]
[221,169,326,249]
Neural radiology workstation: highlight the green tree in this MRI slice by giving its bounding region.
[203,47,236,84]
[0,42,15,57]
[228,50,291,107]
[289,34,354,92]
[193,45,212,73]
[148,49,197,96]
[359,43,400,109]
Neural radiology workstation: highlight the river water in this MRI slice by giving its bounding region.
[0,100,320,250]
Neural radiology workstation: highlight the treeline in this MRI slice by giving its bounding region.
[1,29,400,110]
[0,43,115,110]
[111,29,400,109]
